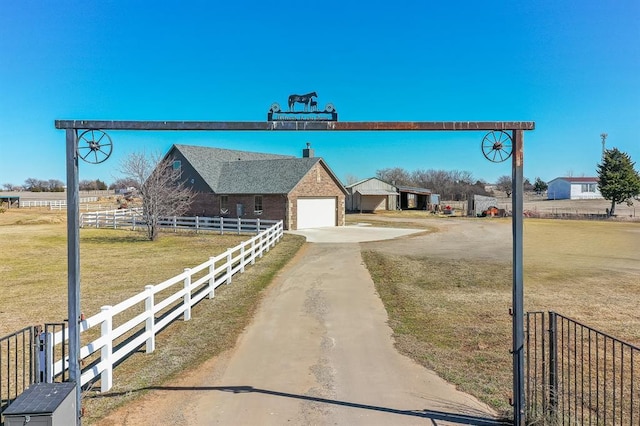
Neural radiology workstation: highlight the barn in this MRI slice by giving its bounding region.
[165,144,346,230]
[547,177,603,200]
[345,178,399,212]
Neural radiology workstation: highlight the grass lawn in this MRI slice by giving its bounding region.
[3,208,639,421]
[362,217,640,416]
[0,208,306,423]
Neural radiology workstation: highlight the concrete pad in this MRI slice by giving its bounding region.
[287,225,424,243]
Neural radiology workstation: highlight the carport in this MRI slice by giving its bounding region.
[397,185,432,210]
[0,195,19,208]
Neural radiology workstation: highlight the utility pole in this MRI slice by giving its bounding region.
[600,133,608,157]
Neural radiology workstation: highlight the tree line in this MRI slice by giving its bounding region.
[373,168,546,200]
[2,178,138,192]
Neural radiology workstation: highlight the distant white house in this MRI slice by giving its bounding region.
[547,177,603,200]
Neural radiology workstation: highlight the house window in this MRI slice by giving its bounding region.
[171,160,182,180]
[254,195,263,214]
[220,195,228,214]
[581,183,596,193]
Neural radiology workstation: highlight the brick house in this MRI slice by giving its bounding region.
[165,144,346,230]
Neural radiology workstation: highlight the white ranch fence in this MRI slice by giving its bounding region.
[20,197,99,209]
[43,220,284,392]
[80,208,278,233]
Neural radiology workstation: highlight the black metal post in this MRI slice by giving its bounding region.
[512,129,525,425]
[65,128,81,425]
[548,311,558,419]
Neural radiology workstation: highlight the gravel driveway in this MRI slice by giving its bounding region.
[98,224,503,425]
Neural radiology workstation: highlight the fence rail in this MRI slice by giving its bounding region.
[19,197,99,209]
[51,220,283,392]
[1,221,283,417]
[80,209,278,234]
[526,311,640,425]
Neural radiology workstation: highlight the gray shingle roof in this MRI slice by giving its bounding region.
[172,144,295,192]
[171,144,327,194]
[217,157,321,194]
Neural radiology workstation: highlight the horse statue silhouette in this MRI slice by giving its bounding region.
[288,92,317,111]
[309,98,318,111]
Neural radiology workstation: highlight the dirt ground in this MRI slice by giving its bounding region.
[95,224,503,426]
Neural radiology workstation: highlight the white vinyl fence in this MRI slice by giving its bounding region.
[80,209,278,233]
[45,220,284,392]
[20,197,99,209]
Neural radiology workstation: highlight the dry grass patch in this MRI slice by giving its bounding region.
[0,211,306,423]
[362,219,640,417]
[82,233,305,423]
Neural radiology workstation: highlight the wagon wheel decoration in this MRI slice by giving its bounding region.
[77,129,113,164]
[481,130,512,163]
[270,102,281,113]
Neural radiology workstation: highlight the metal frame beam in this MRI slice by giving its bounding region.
[58,119,533,426]
[55,120,534,132]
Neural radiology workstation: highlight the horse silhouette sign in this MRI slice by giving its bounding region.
[268,92,337,121]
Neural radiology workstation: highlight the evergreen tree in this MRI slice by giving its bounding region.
[597,148,640,216]
[533,177,548,194]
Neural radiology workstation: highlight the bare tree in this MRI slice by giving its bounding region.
[375,167,412,186]
[119,151,193,241]
[344,174,359,186]
[496,175,512,197]
[47,179,65,192]
[2,183,19,191]
[109,177,139,191]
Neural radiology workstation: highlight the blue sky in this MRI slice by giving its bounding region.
[1,1,638,187]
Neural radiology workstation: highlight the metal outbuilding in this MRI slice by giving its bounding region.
[345,178,399,212]
[396,185,433,210]
[468,194,499,216]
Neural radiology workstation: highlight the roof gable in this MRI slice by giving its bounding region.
[345,177,393,189]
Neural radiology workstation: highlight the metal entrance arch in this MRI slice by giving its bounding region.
[55,119,535,425]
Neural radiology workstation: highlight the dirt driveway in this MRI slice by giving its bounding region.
[98,224,504,425]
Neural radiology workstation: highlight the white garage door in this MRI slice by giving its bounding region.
[297,197,336,229]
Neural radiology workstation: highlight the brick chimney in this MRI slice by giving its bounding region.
[303,142,314,158]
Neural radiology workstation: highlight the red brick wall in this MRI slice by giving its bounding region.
[188,193,286,223]
[288,162,346,230]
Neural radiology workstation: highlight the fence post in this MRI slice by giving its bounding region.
[237,218,241,234]
[220,217,224,235]
[196,216,199,233]
[226,250,232,284]
[184,269,191,321]
[145,285,155,353]
[113,210,117,229]
[100,305,113,392]
[38,331,54,383]
[240,245,245,273]
[208,257,215,299]
[173,216,177,232]
[256,218,260,234]
[548,311,558,419]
